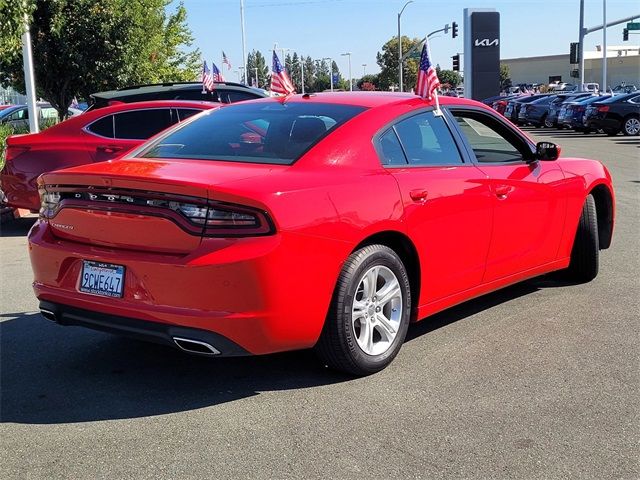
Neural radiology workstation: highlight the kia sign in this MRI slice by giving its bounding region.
[463,9,501,101]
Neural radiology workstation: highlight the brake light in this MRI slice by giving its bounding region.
[597,106,609,112]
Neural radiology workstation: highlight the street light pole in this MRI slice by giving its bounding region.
[21,10,38,133]
[253,67,258,87]
[240,0,247,85]
[341,52,352,91]
[300,57,305,94]
[398,0,414,92]
[602,0,607,91]
[362,64,367,76]
[322,57,333,92]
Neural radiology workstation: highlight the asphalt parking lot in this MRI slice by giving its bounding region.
[1,130,638,479]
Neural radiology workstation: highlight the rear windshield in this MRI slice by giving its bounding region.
[137,102,367,165]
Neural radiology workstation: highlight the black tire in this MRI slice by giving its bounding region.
[622,116,640,136]
[315,244,411,376]
[566,194,599,282]
[542,114,550,128]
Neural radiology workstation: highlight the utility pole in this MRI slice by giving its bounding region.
[362,64,367,76]
[322,57,333,92]
[22,9,38,133]
[579,0,585,89]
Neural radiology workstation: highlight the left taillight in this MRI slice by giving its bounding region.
[38,187,61,219]
[174,201,273,236]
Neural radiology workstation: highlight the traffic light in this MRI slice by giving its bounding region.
[623,28,629,41]
[452,21,458,38]
[570,42,579,64]
[452,54,460,72]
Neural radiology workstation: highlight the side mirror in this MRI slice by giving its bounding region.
[536,141,560,161]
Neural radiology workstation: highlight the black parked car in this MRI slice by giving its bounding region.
[87,81,268,111]
[546,93,593,128]
[583,92,640,136]
[503,94,548,125]
[560,95,611,132]
[520,95,556,127]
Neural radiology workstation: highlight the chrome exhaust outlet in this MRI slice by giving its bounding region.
[173,337,220,356]
[40,309,58,322]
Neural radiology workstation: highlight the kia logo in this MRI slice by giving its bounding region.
[475,38,499,47]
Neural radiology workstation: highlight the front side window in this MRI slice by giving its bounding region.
[452,111,530,163]
[114,109,173,140]
[138,102,366,165]
[392,111,463,166]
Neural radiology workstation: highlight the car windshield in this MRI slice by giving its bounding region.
[138,101,367,165]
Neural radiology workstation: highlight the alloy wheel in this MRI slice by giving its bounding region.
[351,265,402,356]
[624,117,640,136]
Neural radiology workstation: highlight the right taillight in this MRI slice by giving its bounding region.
[597,106,609,112]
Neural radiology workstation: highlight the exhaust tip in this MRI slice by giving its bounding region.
[173,337,220,356]
[40,309,57,323]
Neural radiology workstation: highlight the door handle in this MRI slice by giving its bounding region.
[97,145,124,154]
[409,189,429,202]
[494,185,511,199]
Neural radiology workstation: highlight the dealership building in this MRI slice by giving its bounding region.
[502,45,640,88]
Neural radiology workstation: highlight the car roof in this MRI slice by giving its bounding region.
[92,81,263,99]
[247,92,482,109]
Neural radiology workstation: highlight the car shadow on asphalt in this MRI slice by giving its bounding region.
[0,275,574,425]
[0,217,37,237]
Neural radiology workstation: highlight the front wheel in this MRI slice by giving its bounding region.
[566,195,599,282]
[622,116,640,136]
[315,244,411,376]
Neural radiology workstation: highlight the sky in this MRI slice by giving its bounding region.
[173,0,639,80]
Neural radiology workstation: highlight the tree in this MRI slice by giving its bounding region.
[0,0,35,66]
[500,63,511,88]
[246,50,269,88]
[357,74,379,91]
[436,69,462,88]
[303,55,316,93]
[376,36,422,91]
[0,0,200,121]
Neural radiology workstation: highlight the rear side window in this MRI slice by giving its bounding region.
[378,129,407,166]
[114,109,173,140]
[223,91,262,103]
[392,111,463,166]
[87,116,114,138]
[138,102,366,165]
[175,108,202,121]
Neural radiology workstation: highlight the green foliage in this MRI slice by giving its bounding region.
[0,0,35,64]
[246,50,269,88]
[357,74,380,91]
[500,63,510,85]
[376,36,422,91]
[0,0,199,121]
[436,69,462,88]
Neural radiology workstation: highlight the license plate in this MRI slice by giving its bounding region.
[79,261,125,298]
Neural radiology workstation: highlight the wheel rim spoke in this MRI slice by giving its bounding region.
[351,265,403,356]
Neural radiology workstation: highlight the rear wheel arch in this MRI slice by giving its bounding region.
[589,184,614,249]
[353,231,421,320]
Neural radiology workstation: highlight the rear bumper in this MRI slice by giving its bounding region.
[39,300,249,356]
[28,220,348,355]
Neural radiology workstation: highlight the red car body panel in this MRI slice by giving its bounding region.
[27,93,615,356]
[1,100,216,211]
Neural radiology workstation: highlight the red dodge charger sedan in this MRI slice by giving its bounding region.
[1,100,217,211]
[28,93,615,375]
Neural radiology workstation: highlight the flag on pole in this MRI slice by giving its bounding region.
[222,51,232,70]
[201,61,215,91]
[271,51,296,95]
[211,62,225,82]
[415,40,441,101]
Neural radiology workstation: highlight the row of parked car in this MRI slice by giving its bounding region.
[0,81,268,212]
[486,87,640,136]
